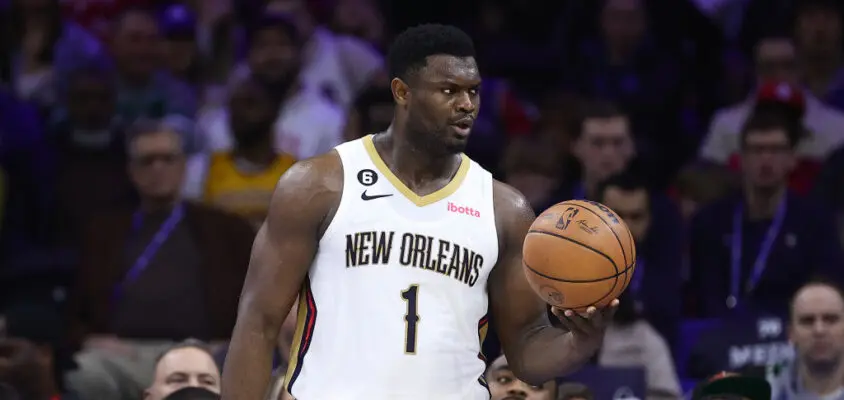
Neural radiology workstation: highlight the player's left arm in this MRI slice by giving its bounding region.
[488,181,615,385]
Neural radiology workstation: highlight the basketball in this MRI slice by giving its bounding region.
[523,200,637,312]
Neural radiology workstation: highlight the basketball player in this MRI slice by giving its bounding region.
[222,24,618,400]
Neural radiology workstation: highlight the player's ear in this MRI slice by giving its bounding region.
[391,77,410,106]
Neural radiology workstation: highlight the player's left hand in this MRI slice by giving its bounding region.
[550,299,619,354]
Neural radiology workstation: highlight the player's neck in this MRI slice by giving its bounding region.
[742,184,786,219]
[376,130,461,184]
[800,360,844,395]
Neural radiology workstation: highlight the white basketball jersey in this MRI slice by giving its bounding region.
[284,135,499,400]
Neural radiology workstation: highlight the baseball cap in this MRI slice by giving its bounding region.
[162,387,220,400]
[755,81,806,115]
[692,371,771,400]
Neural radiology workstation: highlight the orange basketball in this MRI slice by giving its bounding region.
[523,200,637,312]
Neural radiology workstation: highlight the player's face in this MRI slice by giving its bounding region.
[789,285,844,368]
[740,129,795,190]
[487,357,556,400]
[572,117,634,182]
[144,347,220,400]
[404,55,481,154]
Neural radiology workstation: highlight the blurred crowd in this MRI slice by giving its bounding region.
[2,0,844,398]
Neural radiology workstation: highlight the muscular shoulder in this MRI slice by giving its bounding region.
[492,180,536,247]
[268,150,344,232]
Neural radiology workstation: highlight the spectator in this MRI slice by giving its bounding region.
[557,382,595,400]
[159,4,204,90]
[0,302,77,400]
[110,7,198,122]
[46,63,135,246]
[184,77,296,227]
[673,163,737,223]
[233,0,384,108]
[767,280,844,399]
[690,110,843,317]
[794,0,844,111]
[692,371,771,400]
[543,100,635,206]
[486,354,558,400]
[701,38,844,191]
[144,339,220,400]
[598,291,682,400]
[342,83,394,142]
[596,172,683,349]
[199,14,344,159]
[66,120,254,400]
[501,136,562,214]
[0,0,106,111]
[328,0,385,49]
[159,387,220,400]
[567,0,685,180]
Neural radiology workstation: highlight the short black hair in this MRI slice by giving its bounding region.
[595,171,649,203]
[387,24,476,82]
[740,109,802,149]
[570,100,628,140]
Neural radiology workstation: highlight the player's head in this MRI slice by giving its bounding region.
[788,278,844,373]
[387,24,480,155]
[144,339,220,400]
[486,355,557,400]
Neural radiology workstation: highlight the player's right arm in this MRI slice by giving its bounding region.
[221,152,342,400]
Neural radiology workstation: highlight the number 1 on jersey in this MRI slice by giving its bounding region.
[401,284,421,354]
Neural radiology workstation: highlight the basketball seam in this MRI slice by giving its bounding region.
[523,260,632,283]
[526,229,621,277]
[572,201,629,302]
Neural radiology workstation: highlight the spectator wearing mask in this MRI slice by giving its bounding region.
[0,0,106,111]
[46,63,135,246]
[144,339,220,400]
[768,280,844,400]
[0,303,78,400]
[597,291,682,400]
[184,77,296,227]
[110,7,198,123]
[233,0,384,108]
[701,37,844,190]
[596,172,683,350]
[693,371,771,400]
[690,110,843,317]
[66,120,254,400]
[486,354,558,400]
[198,13,344,160]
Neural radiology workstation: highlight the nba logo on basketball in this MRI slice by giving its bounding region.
[447,202,480,217]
